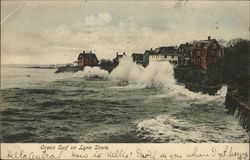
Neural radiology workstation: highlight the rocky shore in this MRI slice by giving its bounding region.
[55,65,83,73]
[174,67,223,95]
[180,82,223,95]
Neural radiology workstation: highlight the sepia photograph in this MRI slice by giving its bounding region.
[1,0,249,147]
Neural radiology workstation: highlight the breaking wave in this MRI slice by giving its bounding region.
[73,56,227,102]
[110,56,227,101]
[107,57,231,142]
[136,114,248,143]
[137,115,204,142]
[73,66,109,79]
[72,57,232,143]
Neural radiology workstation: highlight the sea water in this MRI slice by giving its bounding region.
[0,58,249,142]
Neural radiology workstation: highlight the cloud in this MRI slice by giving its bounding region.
[1,1,249,64]
[85,12,112,27]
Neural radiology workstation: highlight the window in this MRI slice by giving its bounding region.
[171,55,174,59]
[213,43,217,49]
[197,51,200,56]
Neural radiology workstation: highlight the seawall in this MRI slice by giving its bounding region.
[225,77,250,132]
[174,67,249,132]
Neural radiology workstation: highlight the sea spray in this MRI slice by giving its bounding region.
[72,57,227,102]
[105,57,235,142]
[73,66,109,79]
[110,56,227,102]
[110,56,176,88]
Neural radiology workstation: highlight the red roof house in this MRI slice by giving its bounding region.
[191,36,224,69]
[76,51,99,67]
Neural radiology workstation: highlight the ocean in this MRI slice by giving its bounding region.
[0,58,249,143]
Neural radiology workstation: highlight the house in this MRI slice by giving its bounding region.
[132,53,148,67]
[132,53,143,63]
[177,42,193,66]
[143,48,155,66]
[149,46,179,65]
[191,36,224,69]
[113,52,126,66]
[75,51,99,67]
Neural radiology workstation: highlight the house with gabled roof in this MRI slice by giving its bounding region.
[132,53,149,67]
[149,46,179,65]
[75,51,99,67]
[177,42,193,66]
[191,36,224,69]
[132,53,143,62]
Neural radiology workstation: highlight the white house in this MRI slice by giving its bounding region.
[149,47,179,65]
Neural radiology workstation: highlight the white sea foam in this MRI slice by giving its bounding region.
[110,56,175,88]
[110,56,227,102]
[72,57,227,102]
[73,66,109,79]
[136,114,249,143]
[108,57,232,142]
[137,115,205,142]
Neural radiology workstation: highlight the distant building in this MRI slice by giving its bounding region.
[149,46,179,65]
[113,52,126,66]
[177,43,193,66]
[75,51,99,67]
[132,53,148,67]
[132,53,143,63]
[191,36,224,69]
[143,48,155,66]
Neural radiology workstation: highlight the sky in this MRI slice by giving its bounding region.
[1,0,249,64]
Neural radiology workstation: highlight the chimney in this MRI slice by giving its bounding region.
[208,36,211,40]
[116,52,118,56]
[186,42,188,45]
[90,51,92,54]
[83,51,85,54]
[150,48,153,51]
[123,52,126,56]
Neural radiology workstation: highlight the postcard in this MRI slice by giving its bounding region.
[1,0,249,160]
